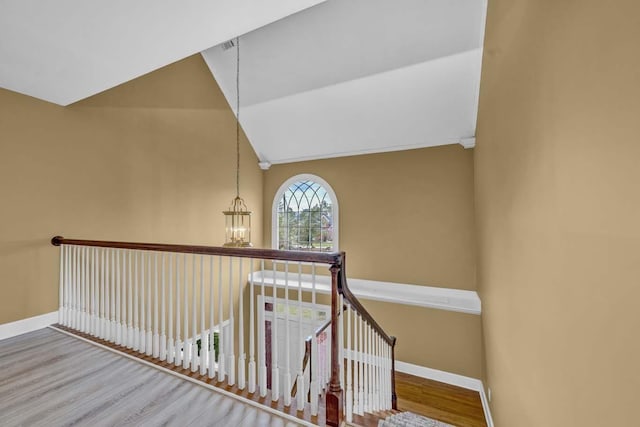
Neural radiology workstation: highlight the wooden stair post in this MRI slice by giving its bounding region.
[326,264,344,427]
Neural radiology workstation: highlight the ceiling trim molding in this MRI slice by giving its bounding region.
[266,139,463,165]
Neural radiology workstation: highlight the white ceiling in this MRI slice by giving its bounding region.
[0,0,487,164]
[203,0,487,164]
[0,0,325,106]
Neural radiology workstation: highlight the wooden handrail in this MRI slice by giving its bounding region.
[51,236,342,265]
[337,253,396,346]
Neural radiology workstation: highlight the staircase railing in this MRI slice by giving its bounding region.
[51,236,396,426]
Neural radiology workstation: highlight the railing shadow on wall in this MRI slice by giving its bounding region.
[51,236,396,426]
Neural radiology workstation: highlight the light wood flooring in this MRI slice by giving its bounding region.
[0,328,301,427]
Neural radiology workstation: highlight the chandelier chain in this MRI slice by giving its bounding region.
[235,36,240,198]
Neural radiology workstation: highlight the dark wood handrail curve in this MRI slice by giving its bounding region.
[338,253,396,346]
[51,236,342,265]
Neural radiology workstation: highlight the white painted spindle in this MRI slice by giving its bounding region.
[271,263,279,401]
[140,251,146,354]
[248,261,256,393]
[346,303,353,422]
[152,253,159,358]
[283,262,291,407]
[168,253,174,363]
[133,251,139,351]
[310,263,319,416]
[191,255,198,372]
[227,257,235,385]
[160,253,167,360]
[200,255,207,375]
[259,259,267,397]
[208,256,215,379]
[296,262,304,411]
[217,256,225,382]
[238,258,245,389]
[174,254,182,367]
[183,254,190,369]
[146,252,153,355]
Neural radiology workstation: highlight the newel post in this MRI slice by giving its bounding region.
[326,264,344,427]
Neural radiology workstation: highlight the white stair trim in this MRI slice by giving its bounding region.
[0,311,58,341]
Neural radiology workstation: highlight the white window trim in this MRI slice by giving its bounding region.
[271,173,339,251]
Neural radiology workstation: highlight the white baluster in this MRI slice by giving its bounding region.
[87,247,92,334]
[358,314,364,415]
[346,303,353,422]
[102,248,111,341]
[271,263,279,401]
[89,247,94,334]
[152,252,159,358]
[238,258,245,389]
[126,251,132,347]
[190,255,198,372]
[91,247,98,337]
[146,252,153,355]
[109,249,116,342]
[77,245,82,331]
[174,254,182,367]
[139,251,146,354]
[167,253,174,363]
[258,259,267,397]
[160,253,167,360]
[373,333,379,412]
[296,262,304,410]
[283,262,291,407]
[115,249,122,344]
[81,246,87,333]
[208,255,215,379]
[119,250,125,344]
[310,263,319,416]
[83,246,89,333]
[353,310,360,415]
[217,256,225,382]
[248,260,256,393]
[62,245,69,327]
[121,249,126,344]
[368,323,373,413]
[98,248,105,339]
[376,333,382,411]
[58,245,64,325]
[200,255,207,375]
[227,257,235,385]
[133,251,139,351]
[183,254,190,369]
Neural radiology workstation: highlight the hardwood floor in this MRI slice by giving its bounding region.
[0,328,302,427]
[394,371,487,427]
[0,327,487,427]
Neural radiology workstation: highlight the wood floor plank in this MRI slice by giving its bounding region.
[0,328,302,427]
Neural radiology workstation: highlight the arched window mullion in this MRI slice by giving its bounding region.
[272,174,339,252]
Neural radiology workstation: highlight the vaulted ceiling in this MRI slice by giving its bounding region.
[0,0,487,165]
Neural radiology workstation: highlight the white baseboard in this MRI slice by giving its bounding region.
[0,311,59,341]
[395,360,493,427]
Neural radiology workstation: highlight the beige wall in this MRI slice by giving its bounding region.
[0,55,262,325]
[263,146,483,378]
[475,0,640,425]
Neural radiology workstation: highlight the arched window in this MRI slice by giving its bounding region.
[272,174,339,251]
